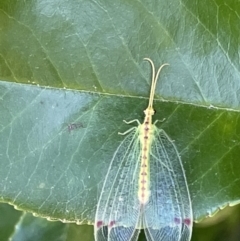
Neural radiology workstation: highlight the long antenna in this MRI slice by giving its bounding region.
[143,58,169,109]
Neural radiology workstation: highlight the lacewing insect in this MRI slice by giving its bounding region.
[94,58,193,241]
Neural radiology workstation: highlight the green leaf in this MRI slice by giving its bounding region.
[1,203,240,241]
[0,0,240,239]
[0,203,22,241]
[0,203,94,241]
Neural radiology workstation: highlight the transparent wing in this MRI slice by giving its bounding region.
[143,128,192,241]
[94,127,142,241]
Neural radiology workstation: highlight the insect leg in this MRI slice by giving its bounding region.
[153,118,166,125]
[123,119,141,125]
[118,127,136,135]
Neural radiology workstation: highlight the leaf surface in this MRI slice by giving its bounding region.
[0,0,240,227]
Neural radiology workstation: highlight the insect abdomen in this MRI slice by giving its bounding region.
[138,117,154,204]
